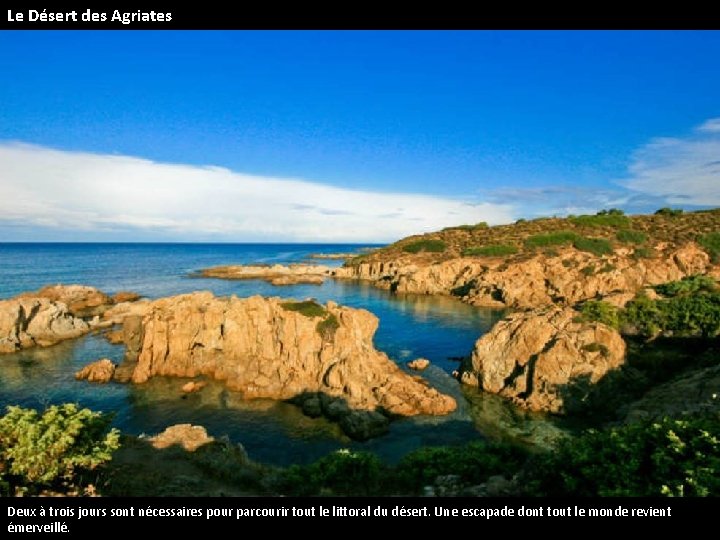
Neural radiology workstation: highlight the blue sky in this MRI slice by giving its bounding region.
[0,31,719,242]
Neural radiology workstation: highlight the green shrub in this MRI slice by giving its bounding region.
[525,230,579,248]
[654,275,717,297]
[522,416,720,496]
[580,265,595,276]
[621,289,720,338]
[568,213,630,228]
[280,300,326,318]
[316,314,340,340]
[462,244,518,257]
[599,263,616,274]
[578,300,620,329]
[660,294,720,338]
[0,404,120,490]
[279,449,384,496]
[698,232,720,262]
[402,239,447,254]
[394,441,527,492]
[632,247,654,259]
[572,236,613,256]
[616,229,647,244]
[655,207,683,216]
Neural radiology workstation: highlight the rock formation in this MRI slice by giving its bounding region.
[459,307,626,413]
[0,285,142,354]
[75,358,116,383]
[199,264,331,285]
[111,292,455,437]
[335,244,717,309]
[19,284,113,318]
[0,297,90,353]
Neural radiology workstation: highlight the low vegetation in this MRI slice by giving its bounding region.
[402,239,447,254]
[280,300,327,318]
[698,232,720,262]
[568,210,631,229]
[616,229,648,244]
[350,207,720,265]
[522,415,720,496]
[525,230,579,248]
[316,313,340,340]
[276,441,527,496]
[462,244,518,257]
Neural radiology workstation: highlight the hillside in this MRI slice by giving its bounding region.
[349,208,720,267]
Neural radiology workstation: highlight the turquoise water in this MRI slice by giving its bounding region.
[0,243,563,464]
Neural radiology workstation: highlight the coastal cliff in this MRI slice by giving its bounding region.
[335,210,720,310]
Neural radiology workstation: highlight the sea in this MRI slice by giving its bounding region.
[0,243,567,465]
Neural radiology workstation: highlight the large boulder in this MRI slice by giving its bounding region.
[122,292,456,420]
[459,307,626,413]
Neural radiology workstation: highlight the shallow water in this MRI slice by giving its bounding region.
[0,243,568,464]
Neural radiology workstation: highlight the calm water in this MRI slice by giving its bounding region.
[0,243,565,464]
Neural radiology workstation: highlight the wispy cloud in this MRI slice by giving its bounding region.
[621,117,720,206]
[0,142,513,242]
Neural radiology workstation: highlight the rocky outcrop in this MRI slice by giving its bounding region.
[336,244,716,309]
[19,284,113,318]
[116,292,455,433]
[0,297,90,353]
[199,264,331,285]
[148,424,215,452]
[623,365,720,423]
[458,307,626,413]
[75,358,116,383]
[0,285,143,354]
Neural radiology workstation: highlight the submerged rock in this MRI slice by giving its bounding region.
[459,307,626,413]
[114,292,455,436]
[75,358,116,383]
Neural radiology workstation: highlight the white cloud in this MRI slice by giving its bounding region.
[0,142,513,242]
[698,118,720,133]
[622,118,720,206]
